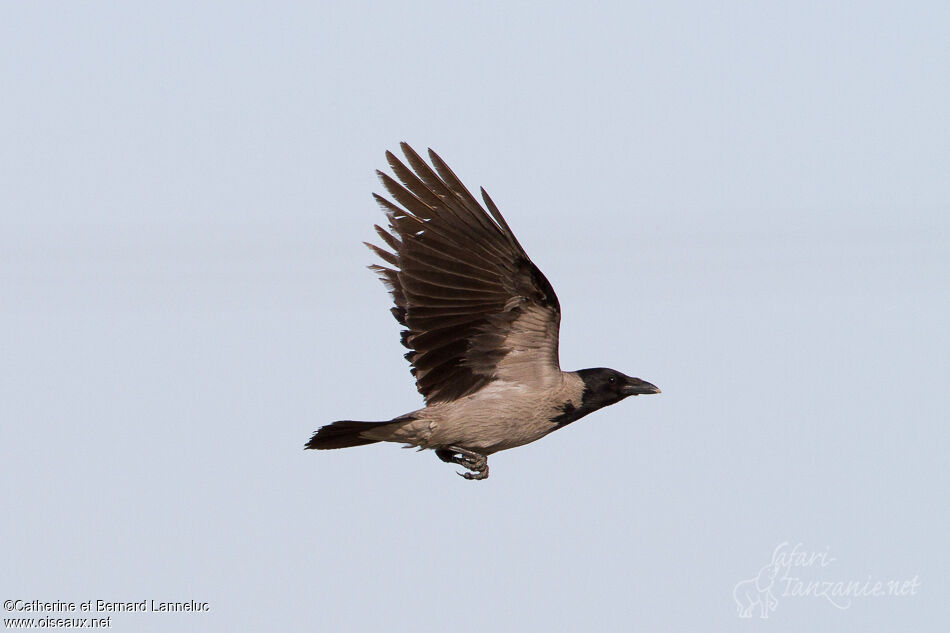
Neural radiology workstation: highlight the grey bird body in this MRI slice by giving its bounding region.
[305,144,659,479]
[363,371,585,454]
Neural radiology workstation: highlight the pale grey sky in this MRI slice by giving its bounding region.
[2,2,947,632]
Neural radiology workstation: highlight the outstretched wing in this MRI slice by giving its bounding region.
[367,143,562,405]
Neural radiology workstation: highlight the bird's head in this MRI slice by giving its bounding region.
[577,368,660,410]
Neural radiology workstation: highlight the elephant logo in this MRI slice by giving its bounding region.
[733,562,781,618]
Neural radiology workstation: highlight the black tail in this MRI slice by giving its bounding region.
[304,420,393,450]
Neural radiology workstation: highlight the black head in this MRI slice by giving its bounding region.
[577,368,660,411]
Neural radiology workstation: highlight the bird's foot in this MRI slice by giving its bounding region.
[460,465,489,480]
[435,446,489,481]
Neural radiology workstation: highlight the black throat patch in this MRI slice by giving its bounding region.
[550,399,598,429]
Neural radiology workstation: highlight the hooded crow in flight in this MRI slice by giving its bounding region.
[305,144,660,479]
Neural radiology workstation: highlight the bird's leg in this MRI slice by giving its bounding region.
[435,446,490,480]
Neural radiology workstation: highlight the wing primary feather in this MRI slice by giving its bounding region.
[481,186,528,255]
[385,151,443,209]
[398,143,456,200]
[386,152,502,253]
[364,242,397,266]
[426,148,482,211]
[381,202,515,269]
[397,249,498,284]
[426,148,506,238]
[374,191,478,255]
[397,144,499,239]
[373,224,402,251]
[377,172,438,221]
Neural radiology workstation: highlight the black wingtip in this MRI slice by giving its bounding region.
[399,142,422,163]
[385,149,403,171]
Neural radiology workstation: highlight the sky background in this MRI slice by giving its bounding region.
[2,2,947,631]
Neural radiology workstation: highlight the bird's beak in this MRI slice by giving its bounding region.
[622,377,661,396]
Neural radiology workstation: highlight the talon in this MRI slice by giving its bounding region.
[438,445,490,480]
[463,467,489,481]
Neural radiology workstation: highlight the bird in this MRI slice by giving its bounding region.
[305,143,660,480]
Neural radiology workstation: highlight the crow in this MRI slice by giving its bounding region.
[305,144,659,479]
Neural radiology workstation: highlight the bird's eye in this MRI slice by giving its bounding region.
[608,376,617,385]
